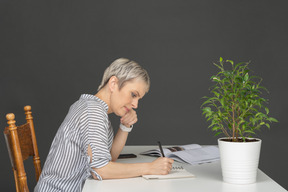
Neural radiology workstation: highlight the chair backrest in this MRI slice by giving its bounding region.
[4,106,41,192]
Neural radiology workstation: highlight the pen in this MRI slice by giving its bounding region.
[157,141,165,157]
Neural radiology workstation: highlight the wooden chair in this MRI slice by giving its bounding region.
[4,106,41,192]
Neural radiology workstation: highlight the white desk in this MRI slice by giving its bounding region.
[82,146,287,192]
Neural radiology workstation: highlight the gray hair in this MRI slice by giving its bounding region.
[98,58,150,92]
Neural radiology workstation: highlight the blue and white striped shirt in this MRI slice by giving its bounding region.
[35,94,114,192]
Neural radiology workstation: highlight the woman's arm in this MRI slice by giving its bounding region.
[110,128,129,161]
[88,145,174,180]
[110,109,137,161]
[92,157,174,180]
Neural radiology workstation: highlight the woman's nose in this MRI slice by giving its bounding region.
[132,99,138,109]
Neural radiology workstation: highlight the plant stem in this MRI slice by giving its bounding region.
[231,73,236,141]
[232,105,236,141]
[221,126,231,138]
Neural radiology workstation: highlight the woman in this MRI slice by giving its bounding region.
[35,58,174,192]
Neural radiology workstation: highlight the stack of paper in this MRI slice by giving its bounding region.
[140,144,220,165]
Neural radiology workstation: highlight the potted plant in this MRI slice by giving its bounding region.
[201,57,278,184]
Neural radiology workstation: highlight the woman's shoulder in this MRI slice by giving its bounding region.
[66,94,108,122]
[79,94,107,110]
[79,98,107,118]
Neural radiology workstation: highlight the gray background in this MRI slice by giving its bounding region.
[1,0,288,191]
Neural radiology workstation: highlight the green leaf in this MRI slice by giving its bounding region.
[244,130,256,135]
[265,107,269,115]
[220,98,224,106]
[214,132,222,136]
[244,73,249,82]
[226,60,234,65]
[213,63,223,71]
[234,62,247,70]
[258,86,269,93]
[268,117,278,123]
[213,91,220,98]
[201,100,212,107]
[255,112,263,117]
[212,126,221,131]
[202,107,212,113]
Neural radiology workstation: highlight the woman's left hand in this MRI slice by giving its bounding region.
[120,109,138,128]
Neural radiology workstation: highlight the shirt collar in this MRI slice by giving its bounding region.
[80,94,109,112]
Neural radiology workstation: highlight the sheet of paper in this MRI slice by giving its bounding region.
[168,146,220,165]
[140,144,220,165]
[142,167,195,180]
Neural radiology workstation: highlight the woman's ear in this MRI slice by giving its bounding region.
[108,76,119,92]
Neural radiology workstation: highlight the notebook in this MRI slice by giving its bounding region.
[142,166,195,180]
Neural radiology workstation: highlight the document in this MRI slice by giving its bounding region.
[140,144,220,165]
[142,166,195,180]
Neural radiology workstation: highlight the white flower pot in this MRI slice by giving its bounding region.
[218,137,262,184]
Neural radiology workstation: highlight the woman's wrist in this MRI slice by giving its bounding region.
[119,123,133,132]
[140,163,151,175]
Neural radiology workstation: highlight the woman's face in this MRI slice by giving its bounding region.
[109,78,147,117]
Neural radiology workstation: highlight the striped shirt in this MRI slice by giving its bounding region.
[35,94,114,192]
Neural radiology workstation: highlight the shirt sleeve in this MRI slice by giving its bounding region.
[80,102,112,179]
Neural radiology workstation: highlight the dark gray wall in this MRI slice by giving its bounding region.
[1,0,288,191]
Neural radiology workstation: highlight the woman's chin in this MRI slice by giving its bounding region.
[114,111,125,117]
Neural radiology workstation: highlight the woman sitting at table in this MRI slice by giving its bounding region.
[35,58,174,192]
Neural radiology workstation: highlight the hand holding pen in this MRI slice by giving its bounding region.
[158,141,165,157]
[145,141,174,175]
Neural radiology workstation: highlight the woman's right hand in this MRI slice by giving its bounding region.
[148,157,174,175]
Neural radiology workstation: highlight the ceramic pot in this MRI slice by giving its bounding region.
[218,137,262,184]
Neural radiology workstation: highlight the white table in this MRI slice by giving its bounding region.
[82,146,287,192]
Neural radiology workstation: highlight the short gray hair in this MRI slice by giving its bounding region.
[98,58,150,92]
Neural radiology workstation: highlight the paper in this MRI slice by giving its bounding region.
[142,166,195,180]
[140,144,220,165]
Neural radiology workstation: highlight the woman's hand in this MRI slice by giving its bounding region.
[120,109,137,128]
[148,157,174,175]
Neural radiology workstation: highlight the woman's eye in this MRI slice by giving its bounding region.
[131,92,137,98]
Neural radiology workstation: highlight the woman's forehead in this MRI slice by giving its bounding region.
[123,79,148,96]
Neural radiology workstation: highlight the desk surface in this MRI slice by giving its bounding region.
[82,146,287,192]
